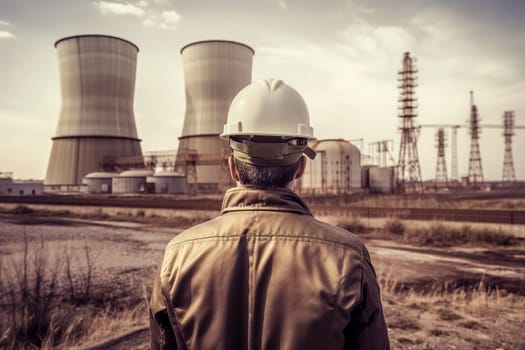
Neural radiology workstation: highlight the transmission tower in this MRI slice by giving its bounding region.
[502,111,516,182]
[467,91,484,185]
[434,128,448,188]
[397,52,423,192]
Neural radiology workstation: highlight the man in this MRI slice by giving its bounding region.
[150,79,390,349]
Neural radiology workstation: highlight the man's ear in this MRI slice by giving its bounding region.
[294,156,307,180]
[228,155,240,182]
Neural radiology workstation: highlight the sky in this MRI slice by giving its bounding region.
[1,0,524,181]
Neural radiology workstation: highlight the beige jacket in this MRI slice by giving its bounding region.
[150,187,389,349]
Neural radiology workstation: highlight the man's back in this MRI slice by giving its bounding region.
[150,187,389,349]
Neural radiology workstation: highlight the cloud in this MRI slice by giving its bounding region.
[0,20,10,26]
[141,10,180,30]
[94,1,145,17]
[0,30,14,39]
[159,22,177,30]
[142,18,156,27]
[92,0,181,29]
[278,1,287,9]
[258,46,306,64]
[162,10,180,23]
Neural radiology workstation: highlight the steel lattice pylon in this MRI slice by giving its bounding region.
[397,52,422,192]
[502,111,516,182]
[435,128,448,187]
[467,91,484,185]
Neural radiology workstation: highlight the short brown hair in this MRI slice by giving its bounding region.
[233,158,300,188]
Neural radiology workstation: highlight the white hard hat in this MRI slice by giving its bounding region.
[221,79,315,140]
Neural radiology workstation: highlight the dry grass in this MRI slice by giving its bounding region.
[337,215,519,247]
[2,204,211,229]
[0,235,146,349]
[70,303,147,348]
[404,222,518,246]
[336,216,368,234]
[347,194,525,210]
[378,271,525,349]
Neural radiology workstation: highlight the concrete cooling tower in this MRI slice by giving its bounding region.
[175,40,253,192]
[45,35,143,191]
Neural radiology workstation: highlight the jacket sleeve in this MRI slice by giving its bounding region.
[343,248,390,350]
[150,268,178,350]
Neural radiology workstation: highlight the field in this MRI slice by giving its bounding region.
[0,198,524,349]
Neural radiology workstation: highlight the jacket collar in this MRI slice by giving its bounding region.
[221,186,312,216]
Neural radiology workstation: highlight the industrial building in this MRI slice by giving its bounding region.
[112,169,153,194]
[301,139,362,194]
[35,38,522,196]
[81,170,188,194]
[0,173,44,196]
[147,171,188,194]
[82,172,118,193]
[368,166,396,193]
[174,40,254,192]
[45,35,143,192]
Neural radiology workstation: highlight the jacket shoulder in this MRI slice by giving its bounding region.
[165,215,224,249]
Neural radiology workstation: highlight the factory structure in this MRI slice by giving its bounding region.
[301,139,362,194]
[7,34,514,197]
[0,172,44,196]
[174,40,254,192]
[45,35,143,192]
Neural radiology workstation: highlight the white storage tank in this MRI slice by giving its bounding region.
[369,166,396,193]
[301,139,361,194]
[147,171,188,194]
[83,172,118,193]
[112,169,153,194]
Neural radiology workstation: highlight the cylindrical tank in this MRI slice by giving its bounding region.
[82,171,118,193]
[361,165,373,189]
[301,139,362,194]
[175,40,253,192]
[45,35,143,190]
[369,166,396,193]
[112,169,153,194]
[146,171,188,194]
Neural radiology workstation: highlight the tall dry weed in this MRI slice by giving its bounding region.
[0,233,61,348]
[0,235,145,349]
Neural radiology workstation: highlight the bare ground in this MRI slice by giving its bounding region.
[0,212,524,349]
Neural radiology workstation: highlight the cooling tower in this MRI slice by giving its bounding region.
[45,34,143,191]
[175,40,254,192]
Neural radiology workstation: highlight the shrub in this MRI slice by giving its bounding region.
[385,218,405,235]
[338,217,367,234]
[10,205,34,215]
[404,223,517,246]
